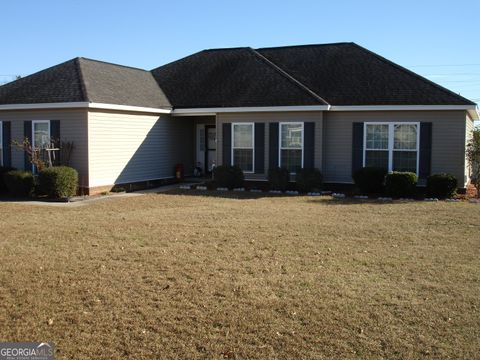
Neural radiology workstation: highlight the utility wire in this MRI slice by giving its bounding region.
[408,64,480,67]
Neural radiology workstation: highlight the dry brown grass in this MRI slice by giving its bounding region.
[0,191,479,359]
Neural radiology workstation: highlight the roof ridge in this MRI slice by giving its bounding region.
[75,58,89,102]
[256,42,352,51]
[78,57,149,72]
[351,43,476,105]
[249,48,330,106]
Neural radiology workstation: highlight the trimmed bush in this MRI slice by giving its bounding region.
[268,167,290,191]
[4,170,35,197]
[427,173,457,199]
[296,168,323,193]
[0,166,16,194]
[385,172,418,198]
[353,167,387,194]
[37,166,78,198]
[213,165,244,189]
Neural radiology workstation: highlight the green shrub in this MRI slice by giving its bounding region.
[385,172,418,198]
[213,165,244,189]
[0,166,16,194]
[268,167,290,191]
[296,168,323,193]
[426,173,457,199]
[4,170,34,197]
[37,166,78,198]
[353,167,387,194]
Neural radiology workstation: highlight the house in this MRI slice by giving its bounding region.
[0,42,477,194]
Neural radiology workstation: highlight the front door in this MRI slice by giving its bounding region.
[205,125,216,174]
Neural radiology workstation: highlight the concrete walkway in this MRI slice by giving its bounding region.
[0,182,195,207]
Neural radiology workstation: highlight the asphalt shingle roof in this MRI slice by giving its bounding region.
[0,58,85,105]
[0,58,171,108]
[0,43,475,108]
[151,47,326,108]
[79,58,171,108]
[257,43,475,106]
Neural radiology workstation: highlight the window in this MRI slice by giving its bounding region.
[32,120,51,172]
[0,121,3,166]
[364,122,419,174]
[33,121,51,150]
[280,122,303,173]
[232,123,254,172]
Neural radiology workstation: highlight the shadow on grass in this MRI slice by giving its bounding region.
[161,189,304,200]
[159,189,432,206]
[307,198,422,206]
[160,189,423,205]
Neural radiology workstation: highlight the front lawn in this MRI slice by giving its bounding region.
[0,192,479,359]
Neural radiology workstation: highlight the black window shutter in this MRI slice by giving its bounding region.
[254,123,265,174]
[50,120,61,165]
[303,122,315,169]
[352,122,364,176]
[24,120,32,171]
[419,122,432,180]
[222,123,231,166]
[2,121,11,167]
[269,123,279,169]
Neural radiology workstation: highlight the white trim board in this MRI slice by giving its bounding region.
[0,102,477,119]
[172,105,330,115]
[0,102,171,114]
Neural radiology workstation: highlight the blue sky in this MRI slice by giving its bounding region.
[1,0,479,104]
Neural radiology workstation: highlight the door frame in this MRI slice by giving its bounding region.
[205,125,216,174]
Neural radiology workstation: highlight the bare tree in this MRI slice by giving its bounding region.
[466,126,480,198]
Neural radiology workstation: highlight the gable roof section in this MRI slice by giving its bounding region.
[0,57,171,108]
[150,47,327,108]
[257,43,475,106]
[78,58,171,108]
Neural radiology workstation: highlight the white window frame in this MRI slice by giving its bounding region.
[31,120,51,172]
[279,122,304,174]
[0,120,3,167]
[363,122,420,174]
[231,122,255,173]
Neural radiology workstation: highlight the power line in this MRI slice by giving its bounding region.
[408,64,480,67]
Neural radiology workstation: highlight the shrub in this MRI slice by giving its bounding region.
[0,166,16,194]
[4,170,35,197]
[268,167,290,191]
[426,173,457,199]
[353,167,387,194]
[213,165,244,189]
[385,172,418,198]
[296,168,323,193]
[37,166,78,198]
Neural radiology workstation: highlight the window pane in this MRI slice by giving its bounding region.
[394,124,417,150]
[365,150,388,170]
[393,151,417,173]
[281,149,302,173]
[233,149,253,172]
[281,124,302,149]
[233,124,253,148]
[34,122,50,149]
[366,124,388,150]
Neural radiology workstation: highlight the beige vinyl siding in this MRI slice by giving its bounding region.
[323,110,468,186]
[217,112,323,180]
[0,109,89,186]
[88,110,193,187]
